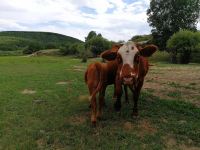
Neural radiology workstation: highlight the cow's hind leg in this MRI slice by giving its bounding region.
[97,87,106,119]
[88,87,98,125]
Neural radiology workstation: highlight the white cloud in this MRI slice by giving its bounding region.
[0,0,155,41]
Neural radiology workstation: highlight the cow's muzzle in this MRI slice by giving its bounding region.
[123,77,134,85]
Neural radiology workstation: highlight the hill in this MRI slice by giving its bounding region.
[0,31,83,53]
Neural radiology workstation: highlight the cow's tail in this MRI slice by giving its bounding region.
[90,63,104,99]
[84,69,88,84]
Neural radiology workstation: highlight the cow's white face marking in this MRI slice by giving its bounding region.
[118,41,139,68]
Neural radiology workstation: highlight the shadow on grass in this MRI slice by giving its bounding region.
[60,91,200,149]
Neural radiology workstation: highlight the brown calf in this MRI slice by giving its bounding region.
[85,44,129,125]
[102,41,157,117]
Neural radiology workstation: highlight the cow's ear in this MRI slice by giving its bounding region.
[101,50,117,61]
[100,44,122,61]
[139,45,158,57]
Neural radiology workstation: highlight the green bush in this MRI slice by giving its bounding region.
[85,36,111,57]
[167,30,200,64]
[60,43,85,56]
[23,42,44,54]
[149,51,170,62]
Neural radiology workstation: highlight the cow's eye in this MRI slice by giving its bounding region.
[131,46,134,50]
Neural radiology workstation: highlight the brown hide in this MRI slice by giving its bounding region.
[101,42,157,117]
[85,44,127,125]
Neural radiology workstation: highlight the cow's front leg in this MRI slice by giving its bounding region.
[132,91,139,116]
[124,85,129,104]
[132,80,144,117]
[114,82,122,112]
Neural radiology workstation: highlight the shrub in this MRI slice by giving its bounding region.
[60,43,85,56]
[85,36,111,57]
[167,30,200,64]
[23,42,44,54]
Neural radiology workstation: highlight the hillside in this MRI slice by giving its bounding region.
[0,31,83,52]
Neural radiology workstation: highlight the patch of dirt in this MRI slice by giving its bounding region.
[66,65,86,72]
[21,89,36,94]
[33,99,46,104]
[51,138,65,150]
[36,138,46,149]
[73,65,86,69]
[136,119,157,138]
[179,144,200,150]
[123,121,134,131]
[68,115,86,125]
[73,68,84,72]
[163,135,177,147]
[139,119,157,134]
[56,80,72,85]
[144,65,200,107]
[78,95,90,102]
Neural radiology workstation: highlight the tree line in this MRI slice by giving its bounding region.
[147,0,200,64]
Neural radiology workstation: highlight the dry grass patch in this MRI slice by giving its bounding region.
[163,134,177,148]
[144,64,200,106]
[178,144,200,150]
[36,138,46,149]
[134,119,157,138]
[68,115,86,125]
[123,121,134,131]
[21,89,36,94]
[56,80,72,85]
[78,95,90,102]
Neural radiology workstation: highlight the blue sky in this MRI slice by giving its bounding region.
[0,0,199,41]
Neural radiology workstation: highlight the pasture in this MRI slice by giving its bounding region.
[0,56,199,149]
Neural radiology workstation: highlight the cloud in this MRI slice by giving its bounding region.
[4,0,198,42]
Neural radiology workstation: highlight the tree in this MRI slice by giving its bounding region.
[167,30,200,64]
[85,31,112,57]
[23,42,44,54]
[85,31,97,42]
[147,0,200,50]
[86,36,111,57]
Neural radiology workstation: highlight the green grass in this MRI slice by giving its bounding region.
[0,56,199,149]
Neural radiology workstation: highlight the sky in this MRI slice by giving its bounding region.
[0,0,199,42]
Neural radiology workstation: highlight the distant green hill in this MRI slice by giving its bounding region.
[0,31,83,52]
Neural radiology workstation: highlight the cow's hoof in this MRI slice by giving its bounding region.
[91,121,97,127]
[114,102,121,112]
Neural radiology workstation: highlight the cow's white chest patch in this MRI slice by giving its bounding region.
[118,41,139,68]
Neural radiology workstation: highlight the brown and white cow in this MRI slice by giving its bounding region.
[85,44,129,125]
[102,41,157,117]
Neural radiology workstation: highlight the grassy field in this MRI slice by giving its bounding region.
[0,56,199,149]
